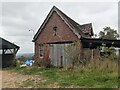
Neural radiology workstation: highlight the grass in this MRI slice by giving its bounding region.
[5,58,118,88]
[8,67,118,88]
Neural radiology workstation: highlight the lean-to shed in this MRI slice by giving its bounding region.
[0,37,20,68]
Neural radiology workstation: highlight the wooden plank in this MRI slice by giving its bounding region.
[49,43,74,67]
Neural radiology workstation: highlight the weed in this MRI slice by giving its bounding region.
[6,58,118,88]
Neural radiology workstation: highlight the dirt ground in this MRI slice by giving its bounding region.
[1,70,42,88]
[0,70,2,89]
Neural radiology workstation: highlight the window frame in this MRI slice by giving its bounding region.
[39,44,44,57]
[53,26,57,36]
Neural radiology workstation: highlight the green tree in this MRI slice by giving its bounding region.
[98,26,119,60]
[99,26,119,39]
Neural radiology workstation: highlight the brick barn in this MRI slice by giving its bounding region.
[32,6,94,67]
[32,6,120,67]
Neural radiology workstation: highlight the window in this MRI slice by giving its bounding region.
[53,26,57,36]
[39,44,44,57]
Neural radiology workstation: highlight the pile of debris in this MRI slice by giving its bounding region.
[20,60,34,68]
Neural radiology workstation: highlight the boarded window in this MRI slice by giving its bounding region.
[53,26,57,36]
[39,44,44,57]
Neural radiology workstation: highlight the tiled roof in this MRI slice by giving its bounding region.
[33,6,94,41]
[80,23,93,36]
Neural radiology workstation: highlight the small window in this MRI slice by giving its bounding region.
[53,26,57,36]
[39,44,44,57]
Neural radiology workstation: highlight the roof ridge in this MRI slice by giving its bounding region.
[33,6,81,41]
[0,37,20,49]
[54,6,81,26]
[54,6,94,37]
[54,6,83,38]
[33,6,93,41]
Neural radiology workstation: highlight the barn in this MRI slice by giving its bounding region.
[33,6,120,68]
[0,37,20,68]
[32,6,94,67]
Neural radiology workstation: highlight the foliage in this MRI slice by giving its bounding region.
[87,58,118,72]
[64,40,81,68]
[100,44,117,60]
[98,26,119,59]
[99,26,119,39]
[44,58,54,68]
[17,56,26,61]
[7,57,118,88]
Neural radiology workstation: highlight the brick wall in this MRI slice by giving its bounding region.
[36,12,79,44]
[34,11,79,64]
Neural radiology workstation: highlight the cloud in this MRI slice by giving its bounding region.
[1,2,118,53]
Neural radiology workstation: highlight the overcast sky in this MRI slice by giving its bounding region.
[0,1,118,54]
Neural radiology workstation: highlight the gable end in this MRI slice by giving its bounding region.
[33,6,81,42]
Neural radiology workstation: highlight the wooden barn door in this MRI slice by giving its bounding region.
[49,44,72,68]
[49,44,64,67]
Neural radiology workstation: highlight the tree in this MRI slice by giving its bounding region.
[98,26,119,60]
[99,26,119,39]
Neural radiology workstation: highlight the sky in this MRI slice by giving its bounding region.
[0,1,119,54]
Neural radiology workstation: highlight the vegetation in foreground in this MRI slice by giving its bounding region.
[5,58,118,88]
[6,26,118,88]
[4,27,118,88]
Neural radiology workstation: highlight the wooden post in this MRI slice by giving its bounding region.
[2,49,4,54]
[79,40,83,62]
[91,49,94,60]
[118,48,120,60]
[13,48,16,66]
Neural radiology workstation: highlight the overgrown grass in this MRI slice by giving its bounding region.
[5,58,118,88]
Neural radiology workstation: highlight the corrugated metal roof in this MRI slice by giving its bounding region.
[81,37,120,48]
[0,37,20,49]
